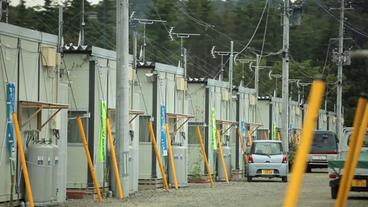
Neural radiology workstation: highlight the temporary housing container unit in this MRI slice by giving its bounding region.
[62,46,140,193]
[328,111,337,133]
[289,101,303,142]
[135,63,190,187]
[233,85,257,171]
[256,96,272,140]
[318,109,328,130]
[187,78,234,180]
[0,23,68,204]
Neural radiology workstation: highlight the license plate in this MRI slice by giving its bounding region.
[312,155,326,160]
[262,169,274,175]
[352,179,367,187]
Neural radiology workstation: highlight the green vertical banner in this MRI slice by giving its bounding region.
[211,108,217,150]
[99,100,107,161]
[272,123,277,140]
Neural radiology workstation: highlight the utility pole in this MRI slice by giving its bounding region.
[281,0,290,153]
[211,44,238,81]
[169,27,200,76]
[57,5,63,53]
[255,54,260,98]
[80,0,85,45]
[229,41,234,94]
[130,13,166,62]
[336,0,344,141]
[116,0,130,197]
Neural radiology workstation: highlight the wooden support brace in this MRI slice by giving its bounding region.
[196,126,214,188]
[106,118,125,200]
[76,116,103,203]
[13,112,34,207]
[237,127,248,162]
[148,120,170,191]
[216,129,229,183]
[166,124,179,190]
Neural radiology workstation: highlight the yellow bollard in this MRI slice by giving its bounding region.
[13,113,34,207]
[283,79,325,207]
[216,129,229,183]
[237,127,248,162]
[196,126,214,188]
[335,97,367,207]
[148,120,170,191]
[106,118,125,199]
[76,116,103,203]
[165,124,179,190]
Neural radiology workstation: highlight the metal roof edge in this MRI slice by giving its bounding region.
[0,23,57,45]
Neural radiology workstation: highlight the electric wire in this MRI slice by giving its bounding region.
[315,0,368,38]
[235,0,269,58]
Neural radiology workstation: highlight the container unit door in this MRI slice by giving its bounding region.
[64,54,90,188]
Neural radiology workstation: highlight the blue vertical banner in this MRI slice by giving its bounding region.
[6,83,16,161]
[241,121,247,138]
[160,105,168,156]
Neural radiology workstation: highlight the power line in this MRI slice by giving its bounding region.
[235,0,269,58]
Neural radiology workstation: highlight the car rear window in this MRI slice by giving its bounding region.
[347,133,368,148]
[252,142,283,155]
[311,132,337,153]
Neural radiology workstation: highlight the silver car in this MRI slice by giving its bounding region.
[246,140,288,182]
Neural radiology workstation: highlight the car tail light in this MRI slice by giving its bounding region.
[248,154,254,163]
[282,155,288,163]
[329,172,338,179]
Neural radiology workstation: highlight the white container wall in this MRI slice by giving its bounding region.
[0,23,68,204]
[135,63,189,187]
[187,79,231,178]
[62,46,140,193]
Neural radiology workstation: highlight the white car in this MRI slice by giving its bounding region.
[246,140,288,182]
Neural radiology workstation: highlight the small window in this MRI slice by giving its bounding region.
[68,111,88,143]
[188,125,200,144]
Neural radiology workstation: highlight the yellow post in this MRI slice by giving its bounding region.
[216,129,229,183]
[13,113,34,207]
[247,130,253,146]
[148,120,170,191]
[76,116,103,203]
[196,126,214,188]
[338,102,368,207]
[237,127,248,162]
[335,97,367,207]
[165,124,179,190]
[283,79,325,207]
[106,118,125,199]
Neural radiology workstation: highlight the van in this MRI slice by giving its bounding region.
[307,131,339,172]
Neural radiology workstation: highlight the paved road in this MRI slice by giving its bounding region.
[66,170,368,207]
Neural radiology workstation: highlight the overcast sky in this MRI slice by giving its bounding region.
[10,0,101,7]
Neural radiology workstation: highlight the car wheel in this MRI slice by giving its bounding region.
[331,186,338,199]
[247,176,253,182]
[282,176,288,182]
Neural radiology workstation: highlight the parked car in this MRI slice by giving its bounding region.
[246,140,288,182]
[328,128,368,199]
[307,131,339,172]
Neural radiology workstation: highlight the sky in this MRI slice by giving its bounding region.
[10,0,101,7]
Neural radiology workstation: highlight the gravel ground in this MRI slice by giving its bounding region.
[66,170,368,207]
